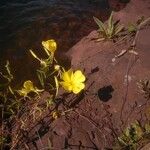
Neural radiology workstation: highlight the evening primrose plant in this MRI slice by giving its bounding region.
[29,39,87,96]
[1,39,86,149]
[0,39,86,120]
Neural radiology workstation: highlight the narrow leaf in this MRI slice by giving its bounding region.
[30,49,41,62]
[37,70,46,88]
[5,60,13,82]
[108,11,113,30]
[54,76,59,97]
[93,16,106,33]
[115,25,124,35]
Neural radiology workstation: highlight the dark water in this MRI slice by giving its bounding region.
[0,0,128,85]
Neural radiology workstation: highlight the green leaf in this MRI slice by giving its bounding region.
[108,11,113,31]
[5,61,11,77]
[93,16,106,33]
[54,76,59,97]
[37,70,46,88]
[30,49,41,62]
[107,24,114,38]
[0,61,14,83]
[8,86,14,95]
[114,25,124,35]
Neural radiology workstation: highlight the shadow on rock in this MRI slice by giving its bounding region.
[97,85,114,102]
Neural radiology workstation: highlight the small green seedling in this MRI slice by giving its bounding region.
[93,12,124,40]
[127,17,144,34]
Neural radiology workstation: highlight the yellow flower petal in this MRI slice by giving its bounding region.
[62,69,73,82]
[72,83,85,94]
[42,39,57,53]
[60,81,72,92]
[72,88,81,94]
[73,70,86,83]
[78,82,85,90]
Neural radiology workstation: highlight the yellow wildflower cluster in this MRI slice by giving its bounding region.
[19,39,86,97]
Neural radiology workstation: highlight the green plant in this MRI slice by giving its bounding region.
[113,121,150,150]
[127,16,145,34]
[93,12,124,40]
[127,24,137,34]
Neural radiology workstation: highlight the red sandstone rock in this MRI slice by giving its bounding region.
[12,0,150,149]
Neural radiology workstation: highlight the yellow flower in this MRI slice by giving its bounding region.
[18,80,43,97]
[42,39,57,54]
[60,69,85,94]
